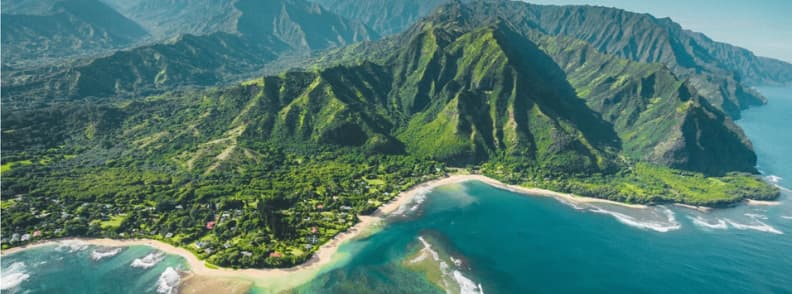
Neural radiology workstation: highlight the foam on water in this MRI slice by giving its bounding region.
[131,251,166,269]
[416,236,451,290]
[725,219,783,235]
[688,216,728,230]
[766,175,783,184]
[394,188,430,216]
[453,270,485,294]
[155,267,181,294]
[782,216,792,220]
[0,262,30,290]
[416,236,485,294]
[588,207,681,232]
[764,175,792,192]
[555,197,586,210]
[450,256,463,267]
[56,240,89,253]
[744,213,769,220]
[91,248,123,261]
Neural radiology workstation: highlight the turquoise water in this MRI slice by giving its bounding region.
[3,87,791,293]
[289,86,792,293]
[1,243,186,293]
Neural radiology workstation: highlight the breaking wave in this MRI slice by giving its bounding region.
[725,219,783,235]
[415,236,484,293]
[781,216,792,220]
[0,262,30,290]
[764,175,791,192]
[394,188,430,216]
[589,207,681,232]
[56,240,89,253]
[91,248,123,261]
[766,175,783,184]
[131,251,165,269]
[453,270,485,294]
[156,267,181,294]
[555,197,586,210]
[744,213,768,220]
[688,216,728,230]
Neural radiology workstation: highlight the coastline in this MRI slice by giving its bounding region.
[746,199,782,206]
[0,174,646,290]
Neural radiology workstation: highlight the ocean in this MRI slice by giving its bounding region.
[3,87,791,293]
[0,242,186,293]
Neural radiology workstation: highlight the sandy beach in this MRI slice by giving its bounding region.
[673,203,713,212]
[0,174,646,291]
[746,199,782,206]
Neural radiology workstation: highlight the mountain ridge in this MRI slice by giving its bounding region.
[315,0,792,118]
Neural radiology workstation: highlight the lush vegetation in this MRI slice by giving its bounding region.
[0,0,781,269]
[481,161,778,206]
[1,144,445,268]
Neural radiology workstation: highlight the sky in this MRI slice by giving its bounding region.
[525,0,792,63]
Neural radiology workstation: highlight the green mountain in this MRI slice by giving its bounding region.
[2,0,375,101]
[1,0,150,67]
[1,0,778,268]
[537,34,756,175]
[316,0,792,118]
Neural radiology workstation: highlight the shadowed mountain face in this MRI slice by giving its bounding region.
[313,0,449,35]
[99,0,239,39]
[1,0,150,66]
[2,0,375,101]
[315,0,792,118]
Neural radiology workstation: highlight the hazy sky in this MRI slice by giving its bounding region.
[525,0,792,63]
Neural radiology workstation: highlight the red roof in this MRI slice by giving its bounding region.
[206,221,216,230]
[269,252,283,258]
[311,227,318,234]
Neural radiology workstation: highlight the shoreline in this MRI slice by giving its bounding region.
[1,174,645,257]
[746,199,782,206]
[0,174,656,289]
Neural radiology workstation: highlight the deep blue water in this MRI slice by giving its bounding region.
[3,87,791,293]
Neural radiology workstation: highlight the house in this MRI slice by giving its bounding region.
[195,241,209,249]
[340,206,352,211]
[20,234,31,242]
[269,252,283,258]
[165,232,174,238]
[206,221,216,230]
[175,205,184,210]
[10,233,20,243]
[224,242,231,249]
[304,244,313,250]
[241,251,253,257]
[311,227,318,234]
[33,231,42,237]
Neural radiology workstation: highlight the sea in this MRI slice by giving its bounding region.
[3,87,791,293]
